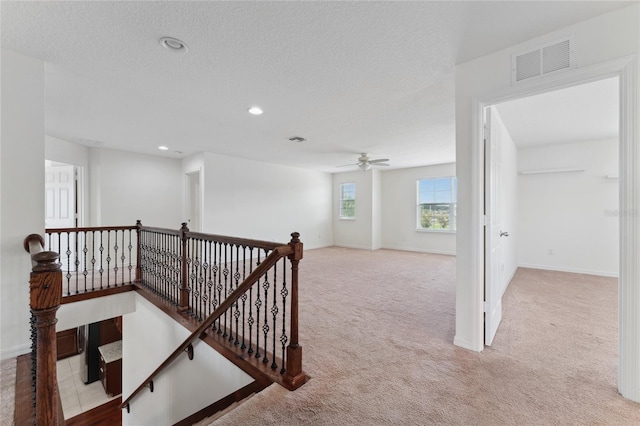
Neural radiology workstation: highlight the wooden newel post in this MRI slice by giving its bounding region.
[283,232,306,389]
[179,222,190,311]
[135,220,142,283]
[30,251,62,425]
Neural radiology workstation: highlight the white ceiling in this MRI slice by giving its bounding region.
[0,1,632,172]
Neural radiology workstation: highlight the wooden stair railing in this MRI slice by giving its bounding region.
[24,234,64,425]
[120,239,304,411]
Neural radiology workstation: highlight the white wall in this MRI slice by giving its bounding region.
[57,292,136,332]
[381,163,456,255]
[518,138,618,277]
[455,4,640,352]
[201,152,333,249]
[333,170,379,250]
[0,50,45,359]
[89,148,182,228]
[122,294,253,426]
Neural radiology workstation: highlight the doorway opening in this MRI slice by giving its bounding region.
[186,170,202,232]
[483,76,620,345]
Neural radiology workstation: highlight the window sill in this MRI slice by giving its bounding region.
[416,228,456,234]
[339,217,356,221]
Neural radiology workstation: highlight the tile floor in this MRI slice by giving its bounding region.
[57,353,119,419]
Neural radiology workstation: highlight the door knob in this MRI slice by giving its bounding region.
[500,231,509,237]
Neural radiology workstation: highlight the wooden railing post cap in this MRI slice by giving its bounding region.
[289,232,303,260]
[136,219,142,227]
[181,222,189,231]
[32,251,61,272]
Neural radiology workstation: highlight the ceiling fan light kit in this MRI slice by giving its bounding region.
[338,153,390,171]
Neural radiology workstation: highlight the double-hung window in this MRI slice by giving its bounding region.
[339,183,356,219]
[417,177,457,231]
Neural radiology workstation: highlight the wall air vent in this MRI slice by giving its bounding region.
[512,37,573,84]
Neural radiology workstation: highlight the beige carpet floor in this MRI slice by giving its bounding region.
[0,357,16,426]
[209,247,640,425]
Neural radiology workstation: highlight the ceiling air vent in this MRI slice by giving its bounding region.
[512,37,573,83]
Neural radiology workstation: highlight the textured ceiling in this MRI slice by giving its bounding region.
[0,1,633,172]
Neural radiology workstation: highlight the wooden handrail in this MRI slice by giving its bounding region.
[45,225,137,233]
[120,243,294,411]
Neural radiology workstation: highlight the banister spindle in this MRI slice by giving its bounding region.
[135,220,142,283]
[179,223,189,311]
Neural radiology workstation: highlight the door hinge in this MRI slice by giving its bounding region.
[483,215,488,226]
[483,301,488,313]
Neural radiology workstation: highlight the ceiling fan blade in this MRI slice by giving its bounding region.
[373,163,390,166]
[368,158,390,164]
[336,163,357,167]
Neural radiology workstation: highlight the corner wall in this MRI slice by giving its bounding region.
[517,138,619,276]
[0,50,45,359]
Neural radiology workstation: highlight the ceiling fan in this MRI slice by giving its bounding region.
[337,153,390,171]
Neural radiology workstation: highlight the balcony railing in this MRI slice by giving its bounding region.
[26,222,307,424]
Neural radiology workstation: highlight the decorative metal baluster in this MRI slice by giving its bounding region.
[211,241,220,332]
[91,231,96,291]
[106,231,112,288]
[82,231,88,293]
[262,248,270,364]
[129,229,133,284]
[113,230,120,286]
[203,240,210,318]
[280,259,288,374]
[75,231,80,291]
[216,242,223,334]
[121,230,126,285]
[196,239,204,320]
[99,231,104,289]
[187,236,191,309]
[233,244,241,346]
[271,260,279,369]
[247,248,255,354]
[65,232,71,295]
[174,234,179,304]
[240,246,248,350]
[254,249,262,359]
[222,244,229,338]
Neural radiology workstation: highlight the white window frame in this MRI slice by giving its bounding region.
[416,177,457,233]
[339,182,356,219]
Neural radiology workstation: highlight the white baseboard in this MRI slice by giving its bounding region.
[453,335,482,352]
[1,343,30,360]
[381,245,456,256]
[518,263,618,278]
[333,243,375,251]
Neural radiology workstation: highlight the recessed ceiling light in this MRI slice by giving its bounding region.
[248,106,263,115]
[159,37,189,53]
[158,145,169,150]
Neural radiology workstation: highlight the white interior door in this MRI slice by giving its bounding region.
[186,170,201,232]
[45,163,75,229]
[485,106,504,346]
[45,162,78,271]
